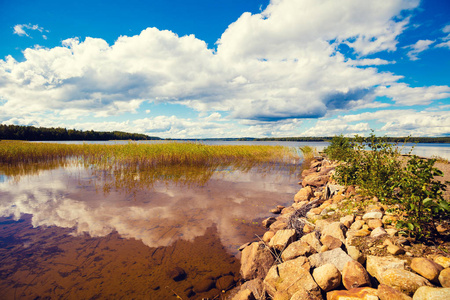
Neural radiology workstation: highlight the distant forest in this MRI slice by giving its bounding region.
[250,136,450,143]
[0,125,161,141]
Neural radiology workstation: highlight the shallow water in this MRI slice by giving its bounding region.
[0,161,300,299]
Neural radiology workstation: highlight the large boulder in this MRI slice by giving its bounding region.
[342,261,371,290]
[269,229,296,251]
[379,269,433,296]
[321,222,347,243]
[308,248,354,272]
[413,287,450,300]
[240,242,275,280]
[327,287,378,300]
[300,232,323,253]
[281,240,312,262]
[294,186,314,202]
[378,284,412,300]
[366,255,406,282]
[263,256,322,299]
[312,263,342,292]
[302,174,330,188]
[439,268,450,288]
[410,257,443,284]
[434,256,450,269]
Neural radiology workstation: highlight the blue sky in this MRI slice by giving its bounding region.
[1,0,449,138]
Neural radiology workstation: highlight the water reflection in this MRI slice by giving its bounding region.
[0,160,299,299]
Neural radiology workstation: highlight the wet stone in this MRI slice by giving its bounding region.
[167,266,187,281]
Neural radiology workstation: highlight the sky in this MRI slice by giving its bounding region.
[1,0,449,139]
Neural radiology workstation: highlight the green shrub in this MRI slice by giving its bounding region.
[329,133,449,240]
[324,134,354,162]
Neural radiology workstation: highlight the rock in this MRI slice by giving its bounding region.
[354,229,371,237]
[269,229,296,251]
[315,219,332,232]
[325,184,345,199]
[270,206,284,214]
[378,284,412,300]
[412,286,450,300]
[366,255,406,282]
[216,275,235,291]
[434,256,450,269]
[302,174,330,188]
[263,256,321,299]
[321,235,343,250]
[309,248,354,272]
[370,227,388,238]
[231,289,256,300]
[281,241,312,261]
[436,224,446,233]
[269,220,288,231]
[167,266,187,281]
[262,231,275,243]
[346,185,356,196]
[379,269,433,296]
[439,268,450,287]
[281,206,296,215]
[290,288,319,300]
[312,263,342,292]
[368,219,383,229]
[294,186,314,202]
[362,211,383,220]
[193,277,215,293]
[386,228,399,236]
[303,223,315,233]
[300,232,323,253]
[322,222,347,243]
[239,278,264,300]
[350,220,365,231]
[340,215,355,228]
[240,242,275,280]
[346,245,365,264]
[262,217,277,228]
[327,287,378,300]
[387,245,406,255]
[342,261,371,290]
[411,257,444,283]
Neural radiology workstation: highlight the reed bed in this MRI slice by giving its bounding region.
[0,141,298,177]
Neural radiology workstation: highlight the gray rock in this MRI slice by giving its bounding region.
[308,248,354,272]
[413,287,450,300]
[366,255,406,282]
[362,211,383,220]
[370,226,388,238]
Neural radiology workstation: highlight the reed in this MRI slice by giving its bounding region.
[298,145,317,160]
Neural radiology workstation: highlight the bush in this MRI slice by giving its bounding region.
[327,133,449,240]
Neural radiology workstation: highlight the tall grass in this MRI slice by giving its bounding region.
[0,141,299,185]
[299,145,317,160]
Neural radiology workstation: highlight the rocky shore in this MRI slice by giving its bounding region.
[229,156,450,300]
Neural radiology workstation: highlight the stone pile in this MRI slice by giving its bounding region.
[230,157,450,300]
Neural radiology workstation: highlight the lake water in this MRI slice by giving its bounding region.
[0,155,300,299]
[1,140,449,299]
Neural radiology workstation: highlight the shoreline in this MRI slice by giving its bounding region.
[230,155,450,300]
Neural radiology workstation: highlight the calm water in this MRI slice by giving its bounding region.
[0,157,300,299]
[34,140,450,160]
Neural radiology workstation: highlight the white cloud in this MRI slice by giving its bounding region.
[404,39,434,60]
[1,0,449,136]
[13,23,47,38]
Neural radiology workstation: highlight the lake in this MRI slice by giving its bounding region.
[0,145,301,299]
[0,140,448,299]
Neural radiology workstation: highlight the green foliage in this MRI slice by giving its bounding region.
[324,134,354,162]
[328,133,449,240]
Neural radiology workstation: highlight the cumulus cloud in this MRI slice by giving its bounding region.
[1,0,449,135]
[436,24,450,49]
[13,24,47,38]
[404,39,435,60]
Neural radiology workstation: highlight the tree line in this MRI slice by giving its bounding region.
[0,125,161,141]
